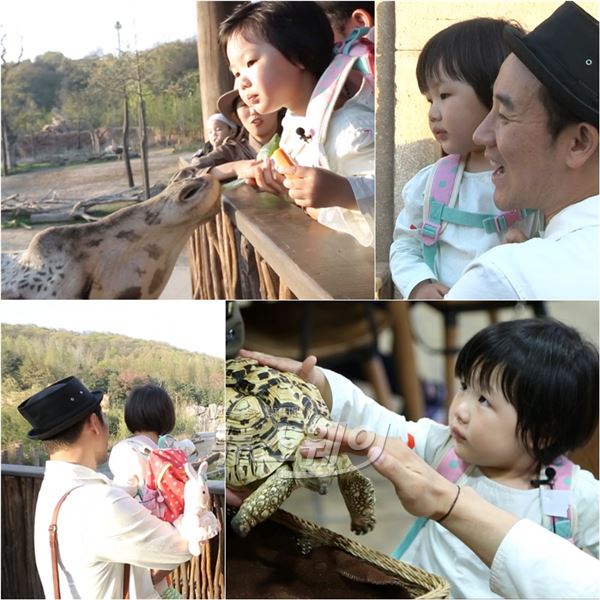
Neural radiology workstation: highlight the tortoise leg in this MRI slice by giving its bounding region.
[336,454,376,534]
[231,463,297,537]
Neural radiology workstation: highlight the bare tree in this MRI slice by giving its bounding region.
[1,33,24,175]
[115,22,135,188]
[134,46,150,199]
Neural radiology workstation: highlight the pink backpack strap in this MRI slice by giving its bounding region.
[435,445,472,483]
[304,27,374,166]
[421,154,462,248]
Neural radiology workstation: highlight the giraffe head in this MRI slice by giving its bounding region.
[148,176,221,227]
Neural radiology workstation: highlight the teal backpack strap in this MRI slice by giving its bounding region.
[421,154,464,274]
[482,208,534,233]
[391,516,427,559]
[391,441,474,559]
[421,155,535,275]
[538,456,576,542]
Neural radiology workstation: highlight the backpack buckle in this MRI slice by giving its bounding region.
[421,221,442,246]
[484,209,526,234]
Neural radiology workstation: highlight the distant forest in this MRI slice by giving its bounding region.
[2,39,203,151]
[1,323,224,461]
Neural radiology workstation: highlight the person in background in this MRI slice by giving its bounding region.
[191,112,238,161]
[318,1,374,44]
[176,89,282,184]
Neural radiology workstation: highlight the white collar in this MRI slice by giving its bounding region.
[44,459,111,484]
[544,194,600,239]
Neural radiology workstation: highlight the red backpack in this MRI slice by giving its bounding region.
[146,448,189,523]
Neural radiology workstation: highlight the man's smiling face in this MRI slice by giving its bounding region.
[473,53,566,216]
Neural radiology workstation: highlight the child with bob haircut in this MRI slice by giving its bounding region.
[219,1,374,247]
[389,18,541,299]
[109,384,206,524]
[109,384,178,509]
[109,384,219,594]
[242,317,599,598]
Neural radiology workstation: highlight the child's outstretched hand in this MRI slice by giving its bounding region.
[241,158,287,195]
[281,166,357,210]
[409,280,450,299]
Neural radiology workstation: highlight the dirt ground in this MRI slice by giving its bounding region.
[2,148,182,204]
[1,148,195,298]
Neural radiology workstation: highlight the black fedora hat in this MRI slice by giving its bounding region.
[504,2,598,126]
[18,376,104,440]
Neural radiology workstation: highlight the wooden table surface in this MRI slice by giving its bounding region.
[222,185,375,299]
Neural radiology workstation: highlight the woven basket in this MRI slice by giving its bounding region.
[228,508,450,599]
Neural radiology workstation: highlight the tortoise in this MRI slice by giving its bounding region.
[226,357,376,538]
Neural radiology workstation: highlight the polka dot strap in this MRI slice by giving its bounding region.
[435,446,471,483]
[422,154,462,248]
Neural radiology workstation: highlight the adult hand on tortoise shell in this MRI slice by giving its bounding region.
[238,349,331,407]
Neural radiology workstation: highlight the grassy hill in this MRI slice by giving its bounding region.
[1,323,224,464]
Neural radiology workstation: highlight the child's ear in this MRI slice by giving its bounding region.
[351,9,374,29]
[564,122,599,170]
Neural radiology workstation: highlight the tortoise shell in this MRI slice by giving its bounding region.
[226,357,330,487]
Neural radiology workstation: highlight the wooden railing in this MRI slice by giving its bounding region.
[1,463,224,600]
[189,185,375,299]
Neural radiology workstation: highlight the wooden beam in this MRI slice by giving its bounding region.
[196,2,235,134]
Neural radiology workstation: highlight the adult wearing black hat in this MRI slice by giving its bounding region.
[174,88,282,185]
[19,376,192,599]
[447,1,599,300]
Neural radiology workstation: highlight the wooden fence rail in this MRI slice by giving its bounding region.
[189,185,375,299]
[1,464,224,599]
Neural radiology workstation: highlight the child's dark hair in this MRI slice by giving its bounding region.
[416,18,525,109]
[219,1,334,81]
[455,318,598,467]
[124,384,176,436]
[317,2,375,36]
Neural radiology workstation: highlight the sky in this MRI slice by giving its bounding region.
[1,0,198,62]
[1,300,224,358]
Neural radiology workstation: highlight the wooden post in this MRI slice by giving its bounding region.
[196,1,235,136]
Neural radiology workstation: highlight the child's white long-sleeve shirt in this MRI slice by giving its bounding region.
[324,368,599,599]
[108,434,158,496]
[281,79,374,247]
